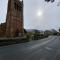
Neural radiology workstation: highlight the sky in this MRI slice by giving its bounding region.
[0,0,60,31]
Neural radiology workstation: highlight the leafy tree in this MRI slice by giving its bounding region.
[24,29,27,33]
[45,0,60,6]
[45,0,55,2]
[59,29,60,32]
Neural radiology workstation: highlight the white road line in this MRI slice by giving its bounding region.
[28,37,56,49]
[45,47,52,50]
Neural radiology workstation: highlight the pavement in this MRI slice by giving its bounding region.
[0,36,60,60]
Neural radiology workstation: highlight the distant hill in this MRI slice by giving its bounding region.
[26,29,42,33]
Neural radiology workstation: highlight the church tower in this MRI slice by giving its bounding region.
[6,0,24,37]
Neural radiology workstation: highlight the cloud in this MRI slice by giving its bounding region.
[0,0,60,30]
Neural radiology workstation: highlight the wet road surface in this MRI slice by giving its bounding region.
[0,36,60,60]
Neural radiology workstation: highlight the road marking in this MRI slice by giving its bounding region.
[40,58,45,60]
[28,37,55,49]
[45,47,52,50]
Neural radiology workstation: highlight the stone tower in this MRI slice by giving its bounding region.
[6,0,24,37]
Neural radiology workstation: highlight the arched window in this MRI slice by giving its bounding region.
[14,2,22,11]
[15,29,19,37]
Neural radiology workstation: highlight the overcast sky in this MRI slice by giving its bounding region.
[0,0,60,30]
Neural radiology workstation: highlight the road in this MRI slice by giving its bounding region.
[0,36,60,60]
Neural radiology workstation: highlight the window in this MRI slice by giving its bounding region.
[14,2,22,11]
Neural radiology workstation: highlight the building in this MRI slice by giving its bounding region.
[0,0,24,37]
[0,23,6,37]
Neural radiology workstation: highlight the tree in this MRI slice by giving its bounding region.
[24,29,27,33]
[59,28,60,32]
[45,0,60,6]
[45,0,55,3]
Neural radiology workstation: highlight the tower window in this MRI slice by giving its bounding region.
[14,2,22,11]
